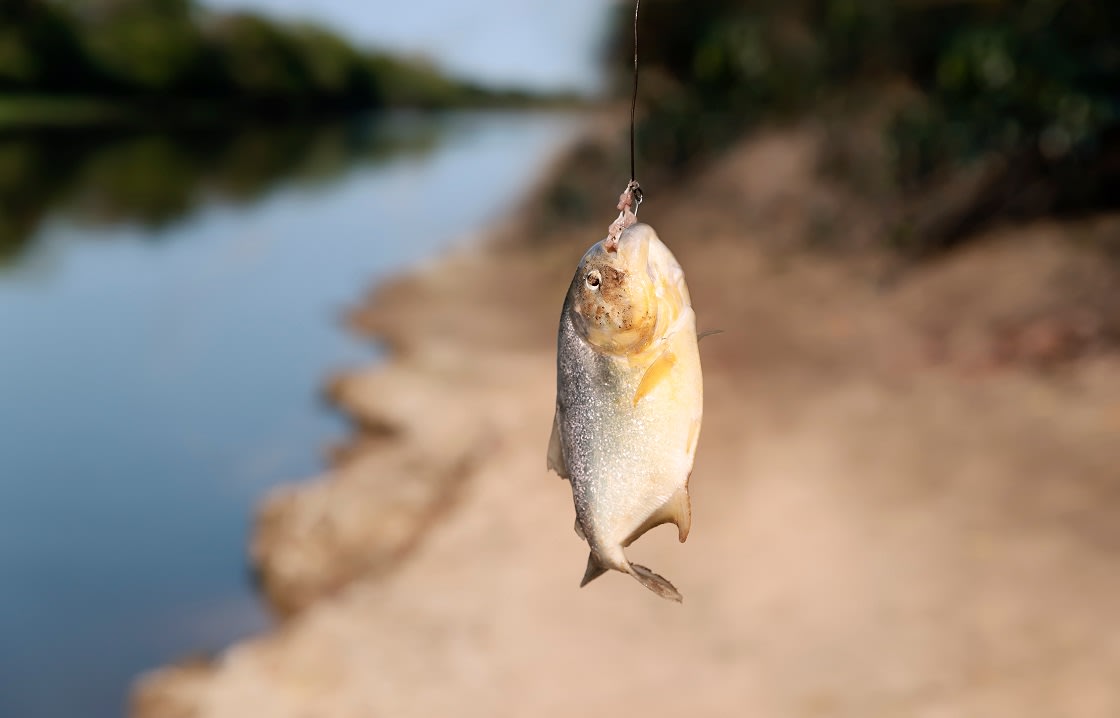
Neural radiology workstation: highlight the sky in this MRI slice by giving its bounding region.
[201,0,612,93]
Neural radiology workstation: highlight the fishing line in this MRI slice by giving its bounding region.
[606,0,643,248]
[629,0,640,188]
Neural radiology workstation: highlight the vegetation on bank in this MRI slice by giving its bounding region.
[0,115,452,263]
[593,0,1119,252]
[0,0,556,128]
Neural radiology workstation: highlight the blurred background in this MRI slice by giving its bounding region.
[1,2,1118,718]
[0,1,595,716]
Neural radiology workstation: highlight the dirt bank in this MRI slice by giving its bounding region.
[134,127,1120,718]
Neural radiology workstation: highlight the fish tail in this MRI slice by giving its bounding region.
[579,552,608,587]
[627,562,683,603]
[578,548,683,602]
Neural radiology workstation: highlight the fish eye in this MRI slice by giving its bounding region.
[585,270,601,289]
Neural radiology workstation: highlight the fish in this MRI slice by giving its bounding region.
[548,222,703,602]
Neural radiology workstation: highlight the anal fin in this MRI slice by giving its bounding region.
[623,484,692,547]
[665,484,692,542]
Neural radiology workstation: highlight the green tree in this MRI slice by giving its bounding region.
[0,0,99,91]
[71,0,206,92]
[602,0,1120,245]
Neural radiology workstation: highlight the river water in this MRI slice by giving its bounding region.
[0,110,583,718]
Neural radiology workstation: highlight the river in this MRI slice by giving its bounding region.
[0,110,583,718]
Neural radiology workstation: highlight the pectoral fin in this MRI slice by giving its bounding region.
[633,350,677,406]
[698,329,724,342]
[547,408,568,479]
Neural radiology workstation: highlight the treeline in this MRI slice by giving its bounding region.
[0,0,534,119]
[0,118,444,261]
[601,0,1120,249]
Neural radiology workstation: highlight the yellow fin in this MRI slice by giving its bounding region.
[633,350,677,406]
[547,409,568,479]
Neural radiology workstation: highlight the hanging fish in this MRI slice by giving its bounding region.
[548,218,703,602]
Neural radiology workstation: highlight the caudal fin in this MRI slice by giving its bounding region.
[578,551,683,602]
[628,562,683,603]
[579,551,608,587]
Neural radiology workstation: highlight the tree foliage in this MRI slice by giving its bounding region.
[603,0,1120,227]
[0,0,499,116]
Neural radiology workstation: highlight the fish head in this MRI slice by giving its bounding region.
[567,223,688,356]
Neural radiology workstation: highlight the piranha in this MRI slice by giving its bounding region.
[548,222,703,603]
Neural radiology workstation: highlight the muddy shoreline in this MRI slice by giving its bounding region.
[134,126,1120,718]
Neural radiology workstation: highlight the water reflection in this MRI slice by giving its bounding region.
[0,114,442,264]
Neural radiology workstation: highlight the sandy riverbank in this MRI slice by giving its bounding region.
[133,126,1120,718]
